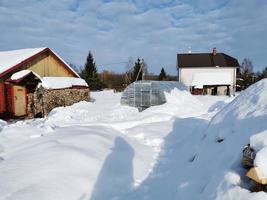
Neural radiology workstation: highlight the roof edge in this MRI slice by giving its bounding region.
[0,48,80,78]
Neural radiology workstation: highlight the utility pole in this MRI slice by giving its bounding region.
[136,58,145,82]
[141,59,145,80]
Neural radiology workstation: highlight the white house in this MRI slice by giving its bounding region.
[177,48,240,95]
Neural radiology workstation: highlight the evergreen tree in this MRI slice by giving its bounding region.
[81,51,97,79]
[81,51,104,91]
[158,67,167,80]
[131,58,143,82]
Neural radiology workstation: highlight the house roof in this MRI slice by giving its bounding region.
[8,69,41,84]
[177,53,240,68]
[0,47,79,78]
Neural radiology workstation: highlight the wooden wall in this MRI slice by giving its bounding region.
[24,52,74,77]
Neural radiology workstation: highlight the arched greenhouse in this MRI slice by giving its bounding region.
[121,80,187,111]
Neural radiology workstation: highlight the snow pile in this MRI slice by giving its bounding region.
[46,91,139,127]
[250,130,267,178]
[154,88,206,117]
[123,79,267,200]
[0,87,214,200]
[46,88,206,132]
[0,126,121,200]
[40,77,88,89]
[3,78,267,200]
[212,79,267,123]
[203,79,267,199]
[0,119,6,129]
[0,90,156,200]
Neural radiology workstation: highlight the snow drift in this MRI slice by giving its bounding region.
[0,87,209,200]
[0,120,6,129]
[198,79,267,199]
[1,78,267,200]
[123,79,267,200]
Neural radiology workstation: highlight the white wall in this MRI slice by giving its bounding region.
[179,67,237,94]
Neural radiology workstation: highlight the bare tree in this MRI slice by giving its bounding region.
[237,58,255,90]
[241,58,253,74]
[124,57,135,85]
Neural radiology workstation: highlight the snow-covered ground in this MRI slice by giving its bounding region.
[1,80,267,200]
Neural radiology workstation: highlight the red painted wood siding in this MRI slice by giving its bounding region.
[0,83,5,113]
[5,84,14,114]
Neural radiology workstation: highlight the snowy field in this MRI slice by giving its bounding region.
[1,79,267,200]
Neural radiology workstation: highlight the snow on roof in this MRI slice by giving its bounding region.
[40,77,88,89]
[10,69,86,89]
[191,72,231,86]
[0,47,80,77]
[10,69,41,81]
[0,47,46,74]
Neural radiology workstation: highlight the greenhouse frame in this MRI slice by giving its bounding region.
[121,80,187,111]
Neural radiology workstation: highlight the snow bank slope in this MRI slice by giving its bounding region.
[0,120,6,129]
[0,85,238,200]
[0,124,154,200]
[0,126,118,200]
[124,79,267,200]
[46,89,206,132]
[200,79,267,199]
[0,88,209,200]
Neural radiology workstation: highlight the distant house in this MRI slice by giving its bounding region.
[0,47,89,118]
[177,48,240,95]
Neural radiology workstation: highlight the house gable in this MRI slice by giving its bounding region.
[0,48,79,81]
[26,51,75,78]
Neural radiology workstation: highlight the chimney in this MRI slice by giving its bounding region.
[212,47,217,55]
[188,46,192,54]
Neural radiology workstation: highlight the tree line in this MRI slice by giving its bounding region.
[76,51,177,91]
[237,58,267,91]
[74,51,267,92]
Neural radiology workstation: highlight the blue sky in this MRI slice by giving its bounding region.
[0,0,266,74]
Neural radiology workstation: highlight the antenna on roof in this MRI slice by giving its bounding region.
[188,46,192,54]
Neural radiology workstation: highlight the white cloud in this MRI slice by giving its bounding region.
[0,0,266,74]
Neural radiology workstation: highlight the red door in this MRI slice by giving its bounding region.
[5,83,14,115]
[0,83,5,114]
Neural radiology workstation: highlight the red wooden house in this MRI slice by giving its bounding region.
[0,47,88,118]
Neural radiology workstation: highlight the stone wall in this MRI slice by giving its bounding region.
[27,87,90,118]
